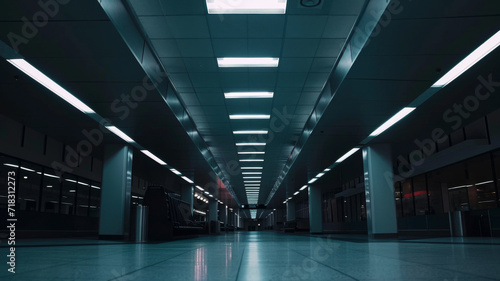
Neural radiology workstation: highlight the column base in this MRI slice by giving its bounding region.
[99,234,127,240]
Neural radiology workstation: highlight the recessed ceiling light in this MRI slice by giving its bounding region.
[240,159,264,162]
[433,30,500,87]
[238,152,265,155]
[233,130,268,134]
[105,126,135,143]
[335,148,361,163]
[208,0,287,14]
[7,59,95,114]
[225,92,274,99]
[243,177,261,179]
[170,168,182,175]
[236,143,266,146]
[181,176,194,184]
[242,172,263,174]
[294,191,299,195]
[308,178,317,184]
[241,167,263,169]
[369,107,415,137]
[299,185,307,191]
[230,115,270,119]
[217,57,279,67]
[141,150,167,165]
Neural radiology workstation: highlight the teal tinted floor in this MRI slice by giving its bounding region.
[2,232,500,281]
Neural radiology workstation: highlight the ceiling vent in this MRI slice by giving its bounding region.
[299,0,322,8]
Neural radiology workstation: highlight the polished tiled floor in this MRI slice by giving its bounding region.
[2,232,500,280]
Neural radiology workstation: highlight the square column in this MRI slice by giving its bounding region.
[99,144,133,239]
[362,144,398,238]
[308,185,323,234]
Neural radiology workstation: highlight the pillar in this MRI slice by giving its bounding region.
[309,185,323,234]
[209,198,219,234]
[286,201,295,221]
[181,185,194,215]
[99,144,133,239]
[362,144,398,238]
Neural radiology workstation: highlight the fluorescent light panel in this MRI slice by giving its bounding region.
[140,150,167,165]
[105,126,135,143]
[170,168,182,175]
[234,130,268,134]
[217,57,279,67]
[242,172,262,174]
[243,176,261,179]
[433,31,500,87]
[294,191,299,195]
[308,178,317,184]
[241,167,263,169]
[300,185,308,191]
[238,152,265,155]
[240,159,264,162]
[230,115,270,119]
[7,59,95,114]
[236,143,266,146]
[335,148,361,163]
[181,176,194,184]
[225,92,273,99]
[369,107,416,137]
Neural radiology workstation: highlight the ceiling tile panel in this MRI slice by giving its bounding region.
[279,58,313,73]
[183,58,219,72]
[248,15,286,38]
[166,16,211,38]
[176,39,214,57]
[282,39,320,57]
[160,58,186,73]
[322,16,358,38]
[276,73,308,88]
[207,15,248,38]
[285,16,328,38]
[316,39,345,57]
[139,16,174,38]
[151,39,181,57]
[211,39,248,57]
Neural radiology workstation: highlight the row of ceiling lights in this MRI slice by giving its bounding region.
[282,30,500,204]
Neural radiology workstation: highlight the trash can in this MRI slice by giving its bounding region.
[135,205,148,242]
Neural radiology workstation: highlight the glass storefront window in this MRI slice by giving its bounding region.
[466,154,496,210]
[61,176,77,215]
[494,151,500,207]
[427,171,444,214]
[77,181,90,216]
[41,171,61,213]
[89,183,101,217]
[413,174,428,215]
[401,179,414,216]
[18,162,42,212]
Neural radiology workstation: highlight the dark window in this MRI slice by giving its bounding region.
[401,179,414,216]
[413,174,428,215]
[18,162,42,212]
[76,181,90,216]
[466,154,496,210]
[41,172,61,213]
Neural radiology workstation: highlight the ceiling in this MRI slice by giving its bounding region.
[0,0,499,217]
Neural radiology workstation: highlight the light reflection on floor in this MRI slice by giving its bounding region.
[1,232,500,280]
